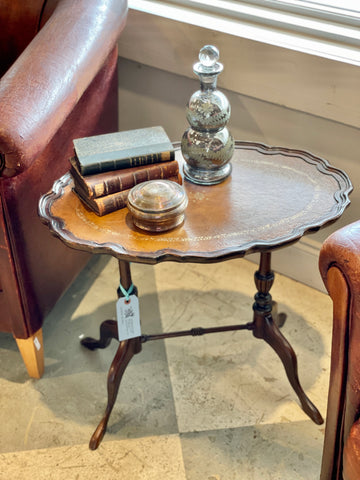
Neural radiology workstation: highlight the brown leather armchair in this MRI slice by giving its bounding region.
[319,220,360,480]
[0,0,127,378]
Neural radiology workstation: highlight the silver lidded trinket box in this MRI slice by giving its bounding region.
[181,45,234,185]
[127,179,188,232]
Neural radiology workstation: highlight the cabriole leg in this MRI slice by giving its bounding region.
[252,252,323,425]
[88,260,142,449]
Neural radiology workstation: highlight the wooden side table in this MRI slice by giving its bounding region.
[39,141,352,449]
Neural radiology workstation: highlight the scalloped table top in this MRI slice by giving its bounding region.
[39,141,352,264]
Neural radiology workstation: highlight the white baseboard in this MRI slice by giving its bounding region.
[247,237,326,293]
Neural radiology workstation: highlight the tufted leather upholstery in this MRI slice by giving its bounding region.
[0,0,128,377]
[319,220,360,479]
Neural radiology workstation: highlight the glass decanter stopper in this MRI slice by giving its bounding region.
[181,45,234,185]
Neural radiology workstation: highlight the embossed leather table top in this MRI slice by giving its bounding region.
[39,141,352,264]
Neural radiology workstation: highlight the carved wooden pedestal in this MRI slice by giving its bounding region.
[39,141,352,449]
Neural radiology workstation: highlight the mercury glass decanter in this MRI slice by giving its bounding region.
[181,45,234,185]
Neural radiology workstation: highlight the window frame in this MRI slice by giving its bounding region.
[129,0,360,65]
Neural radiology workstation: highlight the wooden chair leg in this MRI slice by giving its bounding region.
[14,328,44,378]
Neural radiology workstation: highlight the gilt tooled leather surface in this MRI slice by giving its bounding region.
[42,143,351,263]
[0,0,128,177]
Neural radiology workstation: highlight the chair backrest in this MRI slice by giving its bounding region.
[0,0,45,76]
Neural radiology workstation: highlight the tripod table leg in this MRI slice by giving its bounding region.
[89,336,141,450]
[252,252,323,425]
[88,259,142,449]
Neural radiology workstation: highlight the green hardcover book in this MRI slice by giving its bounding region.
[73,126,175,175]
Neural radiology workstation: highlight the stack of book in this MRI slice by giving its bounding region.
[70,126,182,216]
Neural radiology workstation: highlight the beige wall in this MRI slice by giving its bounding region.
[117,52,360,291]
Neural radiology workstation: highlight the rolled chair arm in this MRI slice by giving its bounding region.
[319,220,360,287]
[0,0,127,177]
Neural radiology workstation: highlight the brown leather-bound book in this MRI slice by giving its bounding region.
[73,126,175,175]
[74,174,182,216]
[70,157,180,199]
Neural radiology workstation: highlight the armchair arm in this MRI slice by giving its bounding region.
[320,220,360,292]
[0,0,127,177]
[319,220,360,480]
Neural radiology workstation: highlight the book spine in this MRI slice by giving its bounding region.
[81,150,175,176]
[91,161,180,198]
[95,190,130,216]
[94,175,181,216]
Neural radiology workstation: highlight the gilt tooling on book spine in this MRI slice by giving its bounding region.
[74,175,182,216]
[69,157,180,199]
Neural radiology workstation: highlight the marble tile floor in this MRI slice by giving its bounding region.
[0,255,333,479]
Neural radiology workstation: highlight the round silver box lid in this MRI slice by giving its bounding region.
[127,179,188,232]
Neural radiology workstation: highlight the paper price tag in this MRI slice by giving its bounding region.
[116,294,141,341]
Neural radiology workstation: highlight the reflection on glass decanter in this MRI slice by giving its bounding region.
[181,45,234,185]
